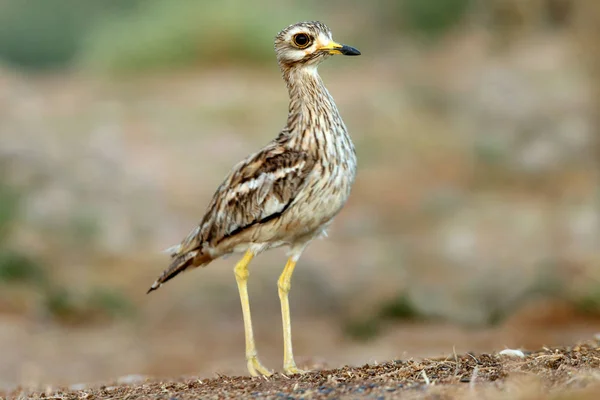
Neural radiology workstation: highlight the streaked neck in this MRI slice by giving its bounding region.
[280,65,355,162]
[282,66,340,132]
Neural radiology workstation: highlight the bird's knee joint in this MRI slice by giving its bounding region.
[277,277,291,294]
[234,265,249,282]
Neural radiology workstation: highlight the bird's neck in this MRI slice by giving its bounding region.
[280,64,355,165]
[282,66,341,134]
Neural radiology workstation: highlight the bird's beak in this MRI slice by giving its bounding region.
[319,40,361,56]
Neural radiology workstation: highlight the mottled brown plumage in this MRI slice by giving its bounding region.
[147,21,360,376]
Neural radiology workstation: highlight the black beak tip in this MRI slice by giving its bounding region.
[341,45,361,56]
[146,283,159,294]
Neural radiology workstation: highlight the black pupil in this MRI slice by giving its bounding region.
[295,34,308,46]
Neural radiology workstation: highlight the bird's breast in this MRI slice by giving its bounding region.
[286,127,356,234]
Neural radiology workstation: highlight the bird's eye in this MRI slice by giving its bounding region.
[292,33,311,49]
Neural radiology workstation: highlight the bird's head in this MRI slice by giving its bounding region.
[274,21,360,69]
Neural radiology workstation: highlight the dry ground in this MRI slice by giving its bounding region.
[4,342,600,399]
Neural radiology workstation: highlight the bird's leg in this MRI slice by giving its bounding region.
[234,250,272,376]
[278,257,308,374]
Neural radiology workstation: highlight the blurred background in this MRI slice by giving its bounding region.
[1,0,599,389]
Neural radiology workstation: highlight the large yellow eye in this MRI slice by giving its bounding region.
[292,33,311,49]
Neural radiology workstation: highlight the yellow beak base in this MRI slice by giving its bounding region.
[319,41,361,56]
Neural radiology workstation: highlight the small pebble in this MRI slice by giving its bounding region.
[498,349,525,358]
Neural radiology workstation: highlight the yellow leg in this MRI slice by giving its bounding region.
[234,250,272,376]
[278,257,308,374]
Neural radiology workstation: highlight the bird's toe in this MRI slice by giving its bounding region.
[283,364,309,375]
[247,356,273,377]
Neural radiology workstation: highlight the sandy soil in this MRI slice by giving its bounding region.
[4,342,600,399]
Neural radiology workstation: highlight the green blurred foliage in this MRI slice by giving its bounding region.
[343,319,381,342]
[373,0,472,39]
[0,168,133,324]
[0,0,478,72]
[0,182,19,242]
[344,294,421,341]
[400,0,472,38]
[43,288,80,320]
[0,249,47,285]
[378,294,420,321]
[44,286,135,324]
[0,176,46,287]
[80,0,302,72]
[87,287,135,318]
[0,0,139,69]
[574,286,600,316]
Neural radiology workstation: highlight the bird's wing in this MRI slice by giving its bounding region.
[148,145,314,292]
[177,146,316,256]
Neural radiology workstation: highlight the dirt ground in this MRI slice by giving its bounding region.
[4,341,600,399]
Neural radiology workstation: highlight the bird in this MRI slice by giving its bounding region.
[147,21,360,377]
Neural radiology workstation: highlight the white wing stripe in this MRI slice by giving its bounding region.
[225,163,305,202]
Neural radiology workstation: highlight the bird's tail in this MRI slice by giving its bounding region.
[147,250,203,293]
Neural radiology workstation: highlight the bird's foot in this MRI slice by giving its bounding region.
[283,364,308,375]
[247,356,273,377]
